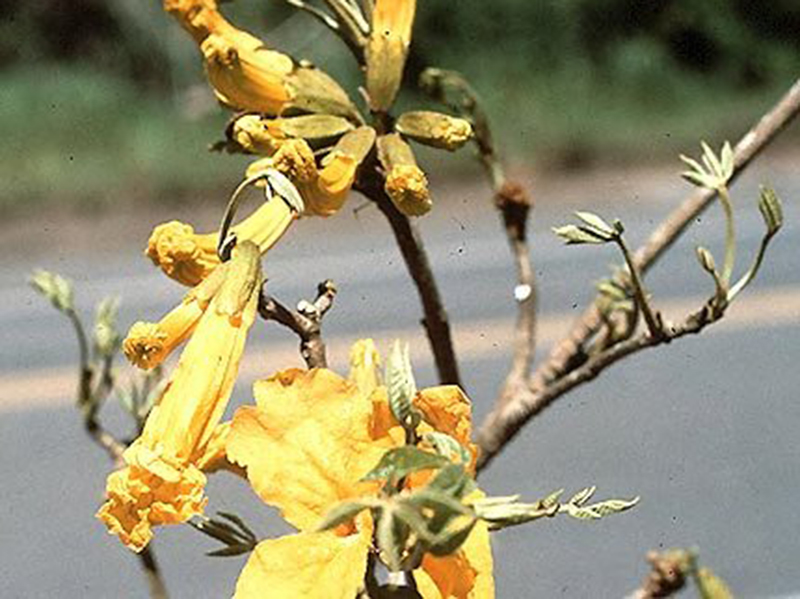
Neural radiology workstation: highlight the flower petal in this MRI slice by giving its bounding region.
[234,527,371,599]
[416,519,494,599]
[228,369,390,530]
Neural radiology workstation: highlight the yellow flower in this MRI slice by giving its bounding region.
[146,195,296,286]
[366,0,417,111]
[378,133,432,216]
[122,264,225,369]
[164,0,359,119]
[97,241,262,552]
[226,349,494,598]
[245,127,376,218]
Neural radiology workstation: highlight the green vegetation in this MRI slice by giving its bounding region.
[1,0,797,211]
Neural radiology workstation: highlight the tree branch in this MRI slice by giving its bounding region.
[259,279,338,368]
[528,77,800,393]
[357,170,462,386]
[475,77,800,469]
[477,293,732,471]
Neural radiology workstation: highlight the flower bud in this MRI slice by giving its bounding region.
[396,111,473,151]
[377,133,431,216]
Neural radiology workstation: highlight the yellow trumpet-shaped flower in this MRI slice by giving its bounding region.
[97,242,262,552]
[226,343,494,598]
[122,263,227,369]
[308,126,376,217]
[366,0,417,111]
[164,0,359,119]
[146,196,296,287]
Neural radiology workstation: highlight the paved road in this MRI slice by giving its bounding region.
[1,157,798,597]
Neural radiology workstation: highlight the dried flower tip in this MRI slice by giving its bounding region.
[386,165,431,216]
[377,133,431,216]
[146,221,219,287]
[396,111,473,151]
[232,114,283,155]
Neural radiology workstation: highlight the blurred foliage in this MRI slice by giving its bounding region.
[1,0,798,209]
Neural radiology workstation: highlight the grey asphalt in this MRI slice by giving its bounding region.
[1,156,798,598]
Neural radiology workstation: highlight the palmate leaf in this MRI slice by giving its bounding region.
[361,446,449,483]
[29,270,74,313]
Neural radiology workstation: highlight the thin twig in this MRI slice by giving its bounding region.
[140,546,169,599]
[358,172,462,386]
[477,297,730,471]
[418,66,538,408]
[259,280,337,368]
[65,306,169,597]
[475,77,800,468]
[527,77,800,394]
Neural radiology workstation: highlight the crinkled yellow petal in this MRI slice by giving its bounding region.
[147,200,294,287]
[123,300,204,370]
[146,221,219,287]
[348,339,382,397]
[234,524,372,599]
[228,369,390,531]
[416,516,494,599]
[386,164,432,216]
[97,445,207,553]
[246,139,318,186]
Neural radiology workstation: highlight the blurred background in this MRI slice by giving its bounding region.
[2,1,800,598]
[1,0,798,212]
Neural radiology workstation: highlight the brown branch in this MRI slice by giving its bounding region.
[476,283,746,471]
[259,279,338,368]
[626,550,691,599]
[476,77,800,469]
[529,77,800,393]
[357,169,462,386]
[491,180,537,411]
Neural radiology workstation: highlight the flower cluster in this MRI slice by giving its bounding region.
[96,1,496,596]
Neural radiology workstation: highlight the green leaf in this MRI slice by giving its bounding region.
[316,500,375,532]
[423,432,471,465]
[206,544,255,558]
[93,297,121,357]
[695,246,717,275]
[568,486,596,507]
[361,446,449,483]
[539,489,564,510]
[758,186,783,237]
[29,270,74,313]
[385,341,418,429]
[574,211,616,237]
[427,516,477,556]
[563,495,640,520]
[552,224,612,245]
[425,463,476,499]
[376,506,403,571]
